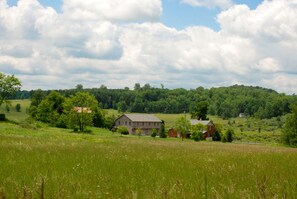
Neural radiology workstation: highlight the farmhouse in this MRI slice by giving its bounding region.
[73,107,92,113]
[190,119,216,138]
[114,114,162,135]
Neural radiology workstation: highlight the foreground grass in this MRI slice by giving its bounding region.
[0,122,296,198]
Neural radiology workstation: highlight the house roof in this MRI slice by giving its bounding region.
[73,107,92,113]
[190,119,212,126]
[122,114,162,122]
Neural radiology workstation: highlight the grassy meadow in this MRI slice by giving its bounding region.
[0,101,295,198]
[1,122,297,198]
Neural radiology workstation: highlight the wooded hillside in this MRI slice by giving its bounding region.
[11,84,297,119]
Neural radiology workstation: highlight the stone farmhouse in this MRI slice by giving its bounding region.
[114,114,162,135]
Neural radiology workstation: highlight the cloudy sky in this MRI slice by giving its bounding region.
[1,0,297,94]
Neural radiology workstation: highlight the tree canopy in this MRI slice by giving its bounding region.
[175,116,191,141]
[14,84,297,119]
[0,73,21,108]
[281,105,297,147]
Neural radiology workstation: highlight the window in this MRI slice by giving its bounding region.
[129,122,131,125]
[125,121,127,125]
[118,121,120,125]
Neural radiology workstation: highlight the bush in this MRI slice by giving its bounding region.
[19,118,42,130]
[159,122,167,138]
[191,131,204,142]
[151,129,157,138]
[0,114,6,121]
[15,103,21,112]
[213,131,222,141]
[117,126,129,136]
[281,105,297,147]
[223,129,234,143]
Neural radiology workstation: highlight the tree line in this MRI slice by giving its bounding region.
[13,83,297,119]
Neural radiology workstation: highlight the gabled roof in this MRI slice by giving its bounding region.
[190,119,212,126]
[121,114,162,122]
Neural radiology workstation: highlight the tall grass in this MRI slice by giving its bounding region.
[0,122,296,198]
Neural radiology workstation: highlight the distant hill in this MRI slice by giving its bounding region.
[11,84,297,119]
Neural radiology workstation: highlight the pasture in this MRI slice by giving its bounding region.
[0,99,30,122]
[0,122,296,198]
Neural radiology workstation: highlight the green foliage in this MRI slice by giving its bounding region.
[12,85,297,120]
[159,122,167,138]
[191,131,204,142]
[191,101,209,120]
[0,73,21,108]
[191,124,205,141]
[175,116,191,141]
[212,131,222,141]
[5,104,10,113]
[223,129,234,143]
[15,103,21,112]
[281,105,297,147]
[151,128,157,138]
[34,91,65,126]
[136,128,142,137]
[63,92,98,132]
[117,126,129,136]
[19,117,43,130]
[30,89,45,107]
[0,114,6,121]
[104,114,117,130]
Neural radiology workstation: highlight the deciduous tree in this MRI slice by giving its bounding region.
[64,92,99,132]
[282,105,297,147]
[191,101,209,120]
[0,73,21,108]
[175,116,191,141]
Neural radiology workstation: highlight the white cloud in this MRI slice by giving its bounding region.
[0,0,297,94]
[181,0,233,9]
[62,0,162,22]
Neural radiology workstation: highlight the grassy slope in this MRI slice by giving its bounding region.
[0,122,296,198]
[0,99,30,122]
[108,109,283,144]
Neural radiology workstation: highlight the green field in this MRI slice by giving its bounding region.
[0,101,293,198]
[0,99,30,122]
[0,121,297,198]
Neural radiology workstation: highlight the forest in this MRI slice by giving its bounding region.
[11,84,297,119]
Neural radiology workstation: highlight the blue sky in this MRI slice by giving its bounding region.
[1,0,297,94]
[7,0,263,31]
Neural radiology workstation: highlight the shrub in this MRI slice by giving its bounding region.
[151,128,157,138]
[213,131,222,141]
[160,122,167,138]
[117,126,129,136]
[0,114,6,121]
[15,103,21,112]
[281,105,297,147]
[19,118,42,130]
[191,131,204,142]
[223,129,234,143]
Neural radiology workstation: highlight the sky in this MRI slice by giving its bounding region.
[1,0,297,94]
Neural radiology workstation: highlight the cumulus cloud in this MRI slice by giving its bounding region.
[0,0,297,94]
[62,0,162,22]
[181,0,233,9]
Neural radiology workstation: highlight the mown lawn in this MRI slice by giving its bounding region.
[0,122,296,198]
